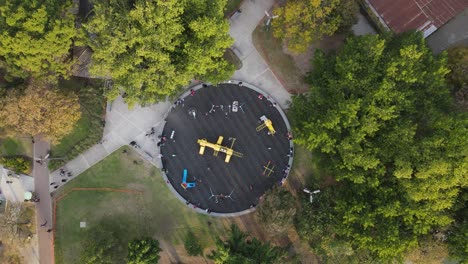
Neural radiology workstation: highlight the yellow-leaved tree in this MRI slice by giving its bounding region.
[272,0,358,53]
[0,81,81,143]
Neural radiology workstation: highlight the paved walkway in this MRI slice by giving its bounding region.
[427,7,468,54]
[49,98,172,192]
[229,0,292,109]
[34,138,53,264]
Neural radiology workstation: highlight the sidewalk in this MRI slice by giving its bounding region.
[34,139,52,264]
[229,0,292,109]
[49,97,172,193]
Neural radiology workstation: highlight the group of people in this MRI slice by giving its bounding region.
[49,168,72,189]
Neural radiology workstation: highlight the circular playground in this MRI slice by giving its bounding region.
[160,81,293,215]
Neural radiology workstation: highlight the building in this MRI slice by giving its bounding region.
[365,0,468,37]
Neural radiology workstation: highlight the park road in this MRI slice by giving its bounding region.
[33,138,53,264]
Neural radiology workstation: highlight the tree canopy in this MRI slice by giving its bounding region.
[84,0,234,107]
[0,0,76,81]
[290,32,468,259]
[209,224,287,264]
[447,46,468,109]
[127,237,161,264]
[0,81,81,144]
[272,0,358,53]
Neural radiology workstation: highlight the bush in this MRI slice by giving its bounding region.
[255,186,297,234]
[184,230,203,256]
[0,156,30,174]
[127,237,161,264]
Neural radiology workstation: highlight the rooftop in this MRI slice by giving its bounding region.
[367,0,468,37]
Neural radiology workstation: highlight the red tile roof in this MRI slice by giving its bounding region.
[368,0,468,37]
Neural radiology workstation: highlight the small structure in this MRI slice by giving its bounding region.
[197,136,243,163]
[256,115,276,135]
[0,166,34,203]
[364,0,468,38]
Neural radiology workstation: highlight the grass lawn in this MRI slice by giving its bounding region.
[252,23,309,93]
[225,0,243,17]
[54,146,228,264]
[0,137,32,157]
[49,77,106,171]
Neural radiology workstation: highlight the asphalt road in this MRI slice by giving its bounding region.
[33,137,53,264]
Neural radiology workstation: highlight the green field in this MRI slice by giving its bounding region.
[54,146,227,264]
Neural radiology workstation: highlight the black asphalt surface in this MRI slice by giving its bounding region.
[161,83,290,213]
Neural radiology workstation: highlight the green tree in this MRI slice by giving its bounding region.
[209,224,287,264]
[272,0,358,53]
[0,0,76,81]
[290,32,468,259]
[447,46,468,109]
[255,186,297,234]
[127,237,161,264]
[84,0,234,107]
[184,230,203,256]
[447,46,468,88]
[446,188,468,263]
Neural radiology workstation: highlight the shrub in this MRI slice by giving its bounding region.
[0,156,30,174]
[184,230,203,256]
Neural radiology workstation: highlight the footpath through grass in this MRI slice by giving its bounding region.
[53,146,227,264]
[49,77,106,171]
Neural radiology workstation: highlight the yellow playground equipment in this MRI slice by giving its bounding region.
[197,136,243,163]
[256,115,276,135]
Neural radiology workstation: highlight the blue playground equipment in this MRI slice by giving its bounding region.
[181,169,196,189]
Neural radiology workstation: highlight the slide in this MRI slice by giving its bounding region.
[182,169,188,183]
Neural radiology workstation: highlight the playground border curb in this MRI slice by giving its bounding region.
[159,80,294,217]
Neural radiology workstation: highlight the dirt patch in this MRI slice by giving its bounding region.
[283,35,346,75]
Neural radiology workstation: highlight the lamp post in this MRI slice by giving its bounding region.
[303,188,320,203]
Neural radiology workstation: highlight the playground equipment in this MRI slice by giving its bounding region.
[197,136,243,163]
[181,169,196,189]
[256,115,276,135]
[209,187,235,203]
[262,161,275,177]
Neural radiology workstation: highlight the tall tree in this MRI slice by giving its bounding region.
[209,224,287,264]
[446,188,468,263]
[127,237,161,264]
[84,0,234,107]
[272,0,358,53]
[290,32,468,259]
[447,46,468,109]
[0,0,76,81]
[0,81,81,143]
